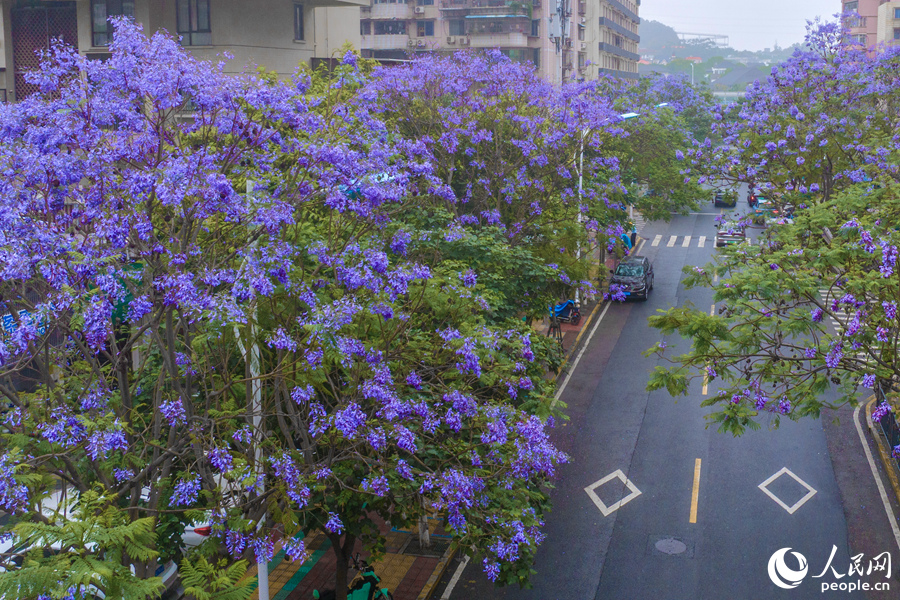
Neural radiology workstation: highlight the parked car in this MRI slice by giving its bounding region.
[715,220,747,247]
[713,188,737,207]
[610,256,654,300]
[753,200,794,224]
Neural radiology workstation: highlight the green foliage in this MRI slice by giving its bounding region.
[0,490,164,600]
[180,554,254,600]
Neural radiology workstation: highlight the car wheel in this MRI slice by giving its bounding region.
[650,277,654,290]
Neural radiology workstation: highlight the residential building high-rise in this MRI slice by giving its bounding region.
[876,1,900,45]
[359,0,640,82]
[841,0,891,45]
[0,0,366,102]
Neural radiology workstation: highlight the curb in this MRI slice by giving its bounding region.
[865,396,900,507]
[417,544,457,600]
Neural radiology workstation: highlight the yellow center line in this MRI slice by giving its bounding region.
[690,458,702,523]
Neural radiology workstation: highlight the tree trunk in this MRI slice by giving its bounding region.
[327,532,357,600]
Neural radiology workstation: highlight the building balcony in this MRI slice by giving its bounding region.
[599,67,639,80]
[598,42,639,62]
[361,34,411,50]
[467,4,530,17]
[598,17,640,42]
[604,0,639,23]
[306,0,369,6]
[468,31,529,47]
[441,0,470,9]
[370,3,413,19]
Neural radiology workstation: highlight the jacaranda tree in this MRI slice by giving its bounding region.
[0,21,571,600]
[646,20,900,442]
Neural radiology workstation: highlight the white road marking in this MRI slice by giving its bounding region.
[758,468,817,514]
[585,470,642,516]
[440,555,471,600]
[857,405,900,553]
[698,236,706,248]
[682,235,691,247]
[553,302,611,405]
[667,235,677,247]
[652,234,662,247]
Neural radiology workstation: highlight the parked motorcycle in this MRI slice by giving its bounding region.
[550,300,581,326]
[313,553,394,600]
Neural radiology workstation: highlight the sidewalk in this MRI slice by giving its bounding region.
[244,515,455,600]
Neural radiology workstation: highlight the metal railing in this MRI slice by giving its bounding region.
[875,382,900,472]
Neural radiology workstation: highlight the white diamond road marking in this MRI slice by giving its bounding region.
[584,469,642,517]
[682,235,691,247]
[698,236,706,248]
[652,234,662,247]
[758,467,817,514]
[667,235,677,247]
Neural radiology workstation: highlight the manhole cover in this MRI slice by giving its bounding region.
[655,538,687,555]
[647,535,694,558]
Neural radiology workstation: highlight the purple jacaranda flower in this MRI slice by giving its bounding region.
[334,403,366,439]
[860,374,877,389]
[291,385,315,404]
[113,468,134,482]
[172,475,201,506]
[362,474,390,496]
[159,398,186,426]
[325,512,344,534]
[804,347,816,359]
[811,308,824,323]
[406,370,422,390]
[883,301,897,321]
[208,447,233,472]
[254,535,275,564]
[459,269,477,288]
[0,454,29,514]
[825,343,843,368]
[284,538,307,562]
[873,402,892,423]
[396,459,414,480]
[225,530,248,558]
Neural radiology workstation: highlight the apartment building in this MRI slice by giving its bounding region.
[876,1,900,45]
[359,0,640,82]
[843,0,879,45]
[0,0,365,102]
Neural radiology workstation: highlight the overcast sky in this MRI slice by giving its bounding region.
[640,0,841,52]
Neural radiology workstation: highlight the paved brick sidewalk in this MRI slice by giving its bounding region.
[243,516,454,600]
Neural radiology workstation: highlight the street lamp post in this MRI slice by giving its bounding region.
[690,62,694,86]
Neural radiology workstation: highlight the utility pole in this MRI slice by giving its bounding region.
[549,0,569,85]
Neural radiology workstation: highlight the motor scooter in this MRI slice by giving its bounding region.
[313,553,393,600]
[550,300,581,326]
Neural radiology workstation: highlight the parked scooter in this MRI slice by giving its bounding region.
[313,553,393,600]
[550,300,581,326]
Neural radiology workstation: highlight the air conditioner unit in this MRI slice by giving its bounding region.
[447,36,457,44]
[407,39,417,46]
[414,5,425,13]
[580,17,586,23]
[580,41,586,50]
[458,37,470,46]
[416,39,426,47]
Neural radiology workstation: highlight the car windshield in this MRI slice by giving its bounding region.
[615,264,644,277]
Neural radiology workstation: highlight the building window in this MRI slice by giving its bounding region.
[449,19,465,36]
[531,19,539,36]
[176,0,211,46]
[532,47,540,68]
[417,21,434,36]
[417,0,434,5]
[374,21,406,34]
[361,20,371,35]
[91,0,134,47]
[294,4,305,41]
[850,33,866,45]
[844,1,858,12]
[895,8,900,19]
[578,25,585,41]
[895,28,900,40]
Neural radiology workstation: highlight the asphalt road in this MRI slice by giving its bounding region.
[437,203,898,599]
